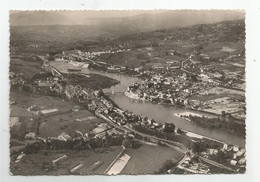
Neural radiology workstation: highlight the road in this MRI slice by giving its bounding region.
[199,156,236,172]
[96,111,187,152]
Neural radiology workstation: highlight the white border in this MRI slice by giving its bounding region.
[1,0,260,182]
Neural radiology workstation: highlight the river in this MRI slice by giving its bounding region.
[50,60,245,147]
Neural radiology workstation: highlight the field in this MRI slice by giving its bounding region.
[198,86,244,98]
[86,20,245,70]
[10,90,103,138]
[10,147,123,175]
[10,54,44,79]
[39,109,101,138]
[10,91,75,117]
[121,144,183,174]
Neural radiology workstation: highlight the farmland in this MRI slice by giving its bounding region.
[10,147,123,175]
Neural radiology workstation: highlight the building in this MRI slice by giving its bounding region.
[238,157,246,165]
[230,160,237,166]
[233,146,239,152]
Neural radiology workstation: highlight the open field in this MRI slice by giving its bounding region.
[39,109,101,138]
[121,144,183,174]
[10,91,75,117]
[10,54,44,79]
[199,87,244,97]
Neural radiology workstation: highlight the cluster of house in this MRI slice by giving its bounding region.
[33,74,61,88]
[223,144,246,167]
[125,74,205,107]
[176,155,210,174]
[41,72,180,137]
[125,63,245,116]
[9,72,25,87]
[181,49,245,90]
[55,50,131,74]
[57,48,130,62]
[17,122,130,153]
[201,142,246,169]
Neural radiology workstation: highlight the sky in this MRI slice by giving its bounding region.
[10,10,245,26]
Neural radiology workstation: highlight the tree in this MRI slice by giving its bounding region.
[177,128,183,134]
[190,74,198,82]
[190,141,203,153]
[163,123,175,133]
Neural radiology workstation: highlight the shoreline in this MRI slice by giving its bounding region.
[124,91,217,117]
[123,91,245,147]
[124,90,244,122]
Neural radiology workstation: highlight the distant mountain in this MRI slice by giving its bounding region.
[10,11,76,26]
[10,10,245,42]
[93,10,245,33]
[10,10,244,29]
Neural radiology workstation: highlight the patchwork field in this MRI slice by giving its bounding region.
[10,147,123,175]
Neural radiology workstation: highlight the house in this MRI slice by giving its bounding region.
[223,143,228,150]
[183,99,189,106]
[234,148,246,159]
[238,157,246,165]
[147,118,154,125]
[164,81,171,85]
[230,160,237,166]
[209,149,218,155]
[153,122,159,127]
[233,145,239,152]
[57,132,72,142]
[182,73,187,80]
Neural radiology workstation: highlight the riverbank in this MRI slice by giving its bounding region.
[110,94,245,147]
[124,90,244,122]
[50,60,245,147]
[124,90,219,117]
[181,115,246,137]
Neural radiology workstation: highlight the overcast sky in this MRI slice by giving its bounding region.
[10,10,245,26]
